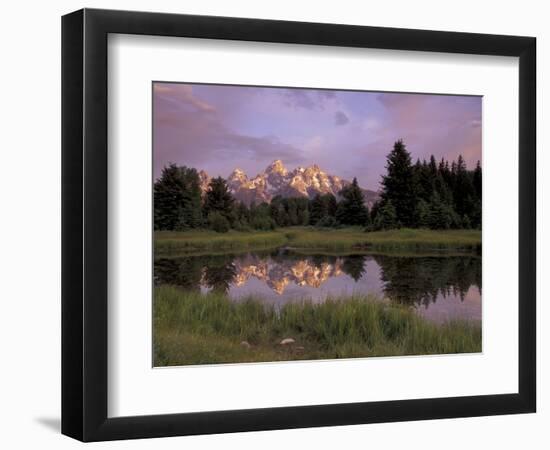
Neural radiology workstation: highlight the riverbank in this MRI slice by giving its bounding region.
[155,230,287,256]
[155,227,481,256]
[154,285,481,366]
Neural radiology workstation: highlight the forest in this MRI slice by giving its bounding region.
[154,139,482,233]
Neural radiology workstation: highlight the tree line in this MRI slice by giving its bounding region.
[154,139,481,232]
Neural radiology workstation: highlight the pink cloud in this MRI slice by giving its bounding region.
[153,83,216,113]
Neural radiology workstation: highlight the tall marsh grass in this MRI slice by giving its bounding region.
[154,285,481,366]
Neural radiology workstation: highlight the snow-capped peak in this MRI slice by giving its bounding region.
[265,159,287,175]
[229,168,247,180]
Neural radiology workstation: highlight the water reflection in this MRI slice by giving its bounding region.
[154,250,481,323]
[375,255,481,307]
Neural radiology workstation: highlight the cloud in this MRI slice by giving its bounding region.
[153,83,216,113]
[363,117,380,130]
[470,119,482,128]
[281,89,338,110]
[153,84,305,178]
[303,136,324,153]
[334,111,349,126]
[282,89,316,109]
[318,90,336,100]
[374,93,482,168]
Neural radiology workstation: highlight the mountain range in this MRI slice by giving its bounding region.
[198,160,379,207]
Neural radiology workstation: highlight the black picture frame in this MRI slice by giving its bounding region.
[62,8,536,442]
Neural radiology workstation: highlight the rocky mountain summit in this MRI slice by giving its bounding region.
[199,160,379,207]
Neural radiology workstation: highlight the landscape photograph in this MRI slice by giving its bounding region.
[153,82,482,366]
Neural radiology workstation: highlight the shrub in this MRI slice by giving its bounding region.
[207,211,230,233]
[415,199,430,228]
[251,216,275,231]
[461,214,472,229]
[373,200,398,230]
[315,215,338,228]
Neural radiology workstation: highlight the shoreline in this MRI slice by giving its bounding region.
[155,227,481,257]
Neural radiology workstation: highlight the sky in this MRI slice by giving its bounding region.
[153,82,481,190]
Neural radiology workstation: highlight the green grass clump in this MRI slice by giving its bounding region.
[154,285,481,366]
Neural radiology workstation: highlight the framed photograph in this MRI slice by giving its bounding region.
[62,8,536,441]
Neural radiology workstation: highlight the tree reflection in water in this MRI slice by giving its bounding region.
[373,255,481,308]
[154,250,481,310]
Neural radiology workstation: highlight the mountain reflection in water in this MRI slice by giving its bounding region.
[154,250,481,323]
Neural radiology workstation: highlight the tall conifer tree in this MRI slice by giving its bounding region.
[204,177,235,222]
[380,140,418,227]
[473,160,482,199]
[336,178,369,225]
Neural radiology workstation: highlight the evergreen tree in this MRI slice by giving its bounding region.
[287,199,299,225]
[428,192,453,229]
[296,198,310,225]
[439,158,452,189]
[325,193,338,217]
[380,140,418,227]
[429,155,438,177]
[374,200,398,230]
[269,196,283,226]
[178,171,202,230]
[203,177,235,222]
[336,178,369,225]
[309,194,326,225]
[472,161,482,229]
[369,201,381,225]
[473,160,482,200]
[230,201,251,230]
[453,155,476,218]
[236,202,250,225]
[432,170,453,206]
[470,200,482,229]
[415,199,431,228]
[154,163,202,231]
[316,215,338,227]
[310,193,338,225]
[414,158,433,202]
[277,204,290,227]
[301,209,310,226]
[250,202,275,230]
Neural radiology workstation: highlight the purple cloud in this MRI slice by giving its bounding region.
[153,83,306,179]
[334,111,349,126]
[281,88,338,110]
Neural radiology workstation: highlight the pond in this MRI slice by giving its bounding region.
[154,248,481,324]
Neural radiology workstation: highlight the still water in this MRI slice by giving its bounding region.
[155,249,481,324]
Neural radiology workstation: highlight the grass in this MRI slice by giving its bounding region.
[284,227,481,252]
[154,285,481,366]
[155,227,481,256]
[155,229,288,256]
